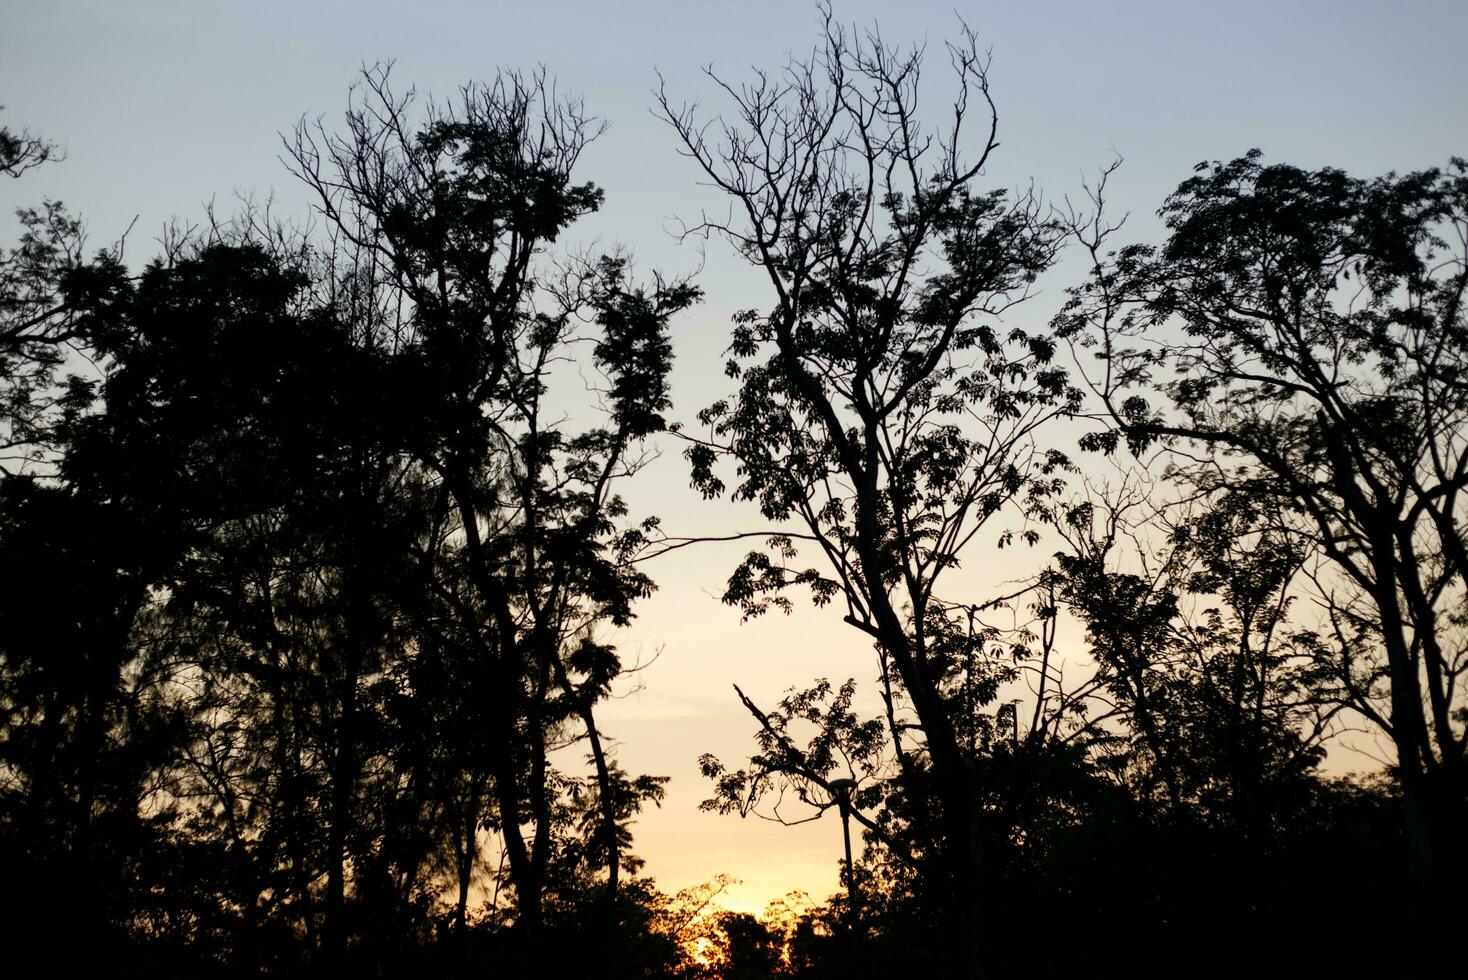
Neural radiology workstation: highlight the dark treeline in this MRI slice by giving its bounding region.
[1,10,1464,979]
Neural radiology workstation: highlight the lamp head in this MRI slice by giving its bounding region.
[828,777,856,808]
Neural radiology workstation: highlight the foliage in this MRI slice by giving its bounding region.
[1058,149,1468,918]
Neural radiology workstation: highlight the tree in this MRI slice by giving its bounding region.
[0,110,164,966]
[1,71,693,974]
[0,198,81,467]
[34,231,430,969]
[0,109,128,473]
[0,111,58,178]
[659,10,1076,974]
[1054,486,1343,841]
[0,473,173,963]
[1058,150,1468,934]
[287,64,696,967]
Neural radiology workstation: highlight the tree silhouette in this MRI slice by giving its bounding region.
[1059,151,1468,940]
[0,109,165,966]
[286,64,696,969]
[660,11,1074,975]
[0,110,128,474]
[1,80,693,973]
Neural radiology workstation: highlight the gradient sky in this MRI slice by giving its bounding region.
[3,0,1465,914]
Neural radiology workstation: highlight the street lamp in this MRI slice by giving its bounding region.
[828,777,857,920]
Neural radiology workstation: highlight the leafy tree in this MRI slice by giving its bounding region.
[1055,488,1342,845]
[32,233,427,970]
[0,110,129,473]
[287,64,696,966]
[1,72,693,974]
[0,110,166,967]
[659,11,1075,974]
[1059,151,1468,928]
[0,475,172,963]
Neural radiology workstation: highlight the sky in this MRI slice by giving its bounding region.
[3,0,1466,914]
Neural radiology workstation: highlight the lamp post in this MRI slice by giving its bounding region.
[828,777,857,922]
